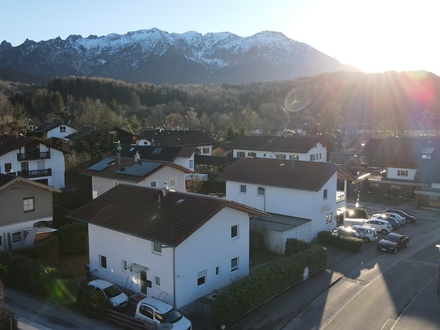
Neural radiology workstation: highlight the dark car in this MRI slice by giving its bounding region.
[385,208,417,223]
[377,233,409,254]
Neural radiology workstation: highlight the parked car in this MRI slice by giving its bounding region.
[343,218,367,228]
[352,225,378,242]
[135,296,192,330]
[370,214,400,230]
[377,233,410,253]
[332,226,361,238]
[385,208,417,223]
[384,212,406,225]
[87,279,129,309]
[364,219,392,235]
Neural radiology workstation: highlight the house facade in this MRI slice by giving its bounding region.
[227,135,328,162]
[81,156,192,198]
[67,184,267,311]
[217,158,339,254]
[0,174,60,251]
[360,137,440,207]
[0,135,66,189]
[135,129,217,156]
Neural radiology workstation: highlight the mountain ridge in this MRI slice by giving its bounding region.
[0,28,358,84]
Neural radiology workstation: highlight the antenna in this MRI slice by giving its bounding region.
[116,140,122,170]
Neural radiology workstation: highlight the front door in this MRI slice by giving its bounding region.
[140,271,147,294]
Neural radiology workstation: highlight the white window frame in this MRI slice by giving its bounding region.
[150,180,157,188]
[231,225,239,239]
[248,152,257,157]
[257,186,265,196]
[237,151,245,158]
[154,276,161,287]
[323,189,328,200]
[231,257,239,272]
[23,197,35,212]
[153,241,162,254]
[100,255,107,269]
[12,232,21,243]
[169,177,176,187]
[197,270,207,287]
[240,184,247,194]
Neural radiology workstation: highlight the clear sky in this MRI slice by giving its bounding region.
[2,0,439,76]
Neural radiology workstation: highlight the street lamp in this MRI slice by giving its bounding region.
[436,245,440,294]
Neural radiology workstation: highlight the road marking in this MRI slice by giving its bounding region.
[381,318,396,330]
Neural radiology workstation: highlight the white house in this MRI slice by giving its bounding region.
[227,135,328,162]
[0,174,60,251]
[217,158,340,254]
[0,135,67,189]
[67,184,268,312]
[45,124,77,141]
[81,156,193,199]
[135,130,217,156]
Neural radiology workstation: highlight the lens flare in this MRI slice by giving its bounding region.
[284,87,310,113]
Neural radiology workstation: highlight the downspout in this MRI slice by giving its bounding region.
[173,247,176,307]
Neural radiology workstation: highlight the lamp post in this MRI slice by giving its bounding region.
[436,245,440,295]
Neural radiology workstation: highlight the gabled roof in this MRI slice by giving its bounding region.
[81,156,192,182]
[138,130,217,147]
[194,155,239,167]
[0,173,61,192]
[217,158,338,192]
[0,135,66,157]
[226,135,325,153]
[67,184,268,247]
[109,145,196,162]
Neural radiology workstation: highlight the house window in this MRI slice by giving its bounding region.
[122,260,128,271]
[197,270,207,287]
[370,183,379,187]
[397,170,408,177]
[390,185,401,190]
[154,276,160,287]
[215,266,220,276]
[289,155,299,160]
[430,195,438,200]
[257,186,265,196]
[326,213,333,224]
[237,151,245,158]
[12,232,21,243]
[153,241,162,254]
[5,163,12,173]
[169,177,176,186]
[240,184,247,194]
[100,255,107,269]
[189,160,194,169]
[150,181,157,188]
[231,225,238,239]
[276,154,286,160]
[323,189,328,200]
[248,152,256,157]
[202,147,209,154]
[231,257,239,272]
[23,197,35,212]
[60,126,66,133]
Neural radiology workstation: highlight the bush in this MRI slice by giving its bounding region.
[317,231,363,252]
[58,221,88,255]
[284,238,314,256]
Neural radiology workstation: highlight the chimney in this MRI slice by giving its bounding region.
[162,182,170,196]
[135,151,140,163]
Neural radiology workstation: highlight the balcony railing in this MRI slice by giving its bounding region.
[17,169,52,178]
[17,151,50,161]
[336,191,346,203]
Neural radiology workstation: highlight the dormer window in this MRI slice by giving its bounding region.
[60,125,66,133]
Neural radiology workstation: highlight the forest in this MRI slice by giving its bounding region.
[0,70,439,159]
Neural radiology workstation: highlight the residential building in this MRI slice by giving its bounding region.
[67,184,267,311]
[0,174,60,251]
[0,135,67,189]
[360,136,440,208]
[81,155,193,198]
[226,135,328,162]
[217,158,341,254]
[136,129,217,156]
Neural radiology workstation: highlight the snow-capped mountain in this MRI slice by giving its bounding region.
[0,28,357,84]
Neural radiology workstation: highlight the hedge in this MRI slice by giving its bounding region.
[211,241,327,326]
[317,231,363,252]
[58,221,88,255]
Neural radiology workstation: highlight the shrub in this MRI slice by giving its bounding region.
[317,231,363,252]
[58,221,88,255]
[284,238,314,256]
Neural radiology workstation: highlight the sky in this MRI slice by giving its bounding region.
[2,0,439,76]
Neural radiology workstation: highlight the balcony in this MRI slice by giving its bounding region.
[17,151,50,161]
[17,169,52,178]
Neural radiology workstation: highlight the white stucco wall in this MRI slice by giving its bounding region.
[174,155,195,171]
[0,145,65,189]
[87,205,250,309]
[232,142,327,162]
[47,125,77,140]
[386,167,417,180]
[225,173,337,239]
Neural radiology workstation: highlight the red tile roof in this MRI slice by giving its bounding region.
[0,134,65,157]
[67,184,268,246]
[217,158,338,191]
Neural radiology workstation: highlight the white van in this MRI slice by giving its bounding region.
[343,218,366,227]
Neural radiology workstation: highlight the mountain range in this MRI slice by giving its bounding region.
[0,28,357,85]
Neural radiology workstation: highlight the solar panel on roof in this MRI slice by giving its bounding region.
[116,162,162,177]
[87,158,115,171]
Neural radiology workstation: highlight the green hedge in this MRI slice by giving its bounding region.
[211,241,327,326]
[58,221,88,255]
[317,231,363,251]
